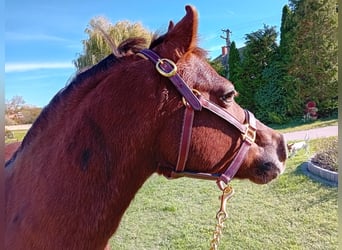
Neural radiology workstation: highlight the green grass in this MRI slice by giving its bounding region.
[109,137,337,250]
[5,130,27,144]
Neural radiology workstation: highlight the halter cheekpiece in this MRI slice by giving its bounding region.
[137,49,257,190]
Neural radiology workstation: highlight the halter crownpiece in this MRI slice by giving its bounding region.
[138,49,257,190]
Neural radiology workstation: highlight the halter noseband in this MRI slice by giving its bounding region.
[138,49,256,190]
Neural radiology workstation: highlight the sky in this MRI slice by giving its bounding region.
[5,0,289,107]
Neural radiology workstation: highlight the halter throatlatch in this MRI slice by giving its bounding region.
[137,49,257,190]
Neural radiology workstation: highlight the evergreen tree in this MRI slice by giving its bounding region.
[209,59,226,77]
[234,25,278,114]
[279,5,296,65]
[227,41,241,84]
[263,4,303,121]
[288,0,338,117]
[255,58,293,124]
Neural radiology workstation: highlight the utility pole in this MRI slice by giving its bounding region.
[220,29,231,78]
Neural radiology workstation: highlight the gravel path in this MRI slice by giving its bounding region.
[5,124,32,131]
[283,125,338,141]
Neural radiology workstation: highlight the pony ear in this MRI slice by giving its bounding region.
[167,21,174,32]
[155,5,198,61]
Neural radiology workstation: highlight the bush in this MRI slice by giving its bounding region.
[254,81,289,124]
[5,129,14,139]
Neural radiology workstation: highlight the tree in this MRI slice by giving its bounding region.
[6,95,25,114]
[254,59,293,124]
[209,59,226,77]
[279,5,296,66]
[277,5,303,118]
[227,41,241,84]
[5,96,43,125]
[253,4,303,124]
[209,1,337,123]
[288,0,338,117]
[234,25,278,114]
[74,17,153,71]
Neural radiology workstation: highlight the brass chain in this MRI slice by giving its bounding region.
[210,185,235,250]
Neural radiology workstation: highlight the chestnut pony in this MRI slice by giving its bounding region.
[5,6,287,249]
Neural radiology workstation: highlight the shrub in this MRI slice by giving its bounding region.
[311,138,338,172]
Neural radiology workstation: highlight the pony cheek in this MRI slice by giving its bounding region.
[156,124,236,174]
[186,127,237,173]
[234,146,262,176]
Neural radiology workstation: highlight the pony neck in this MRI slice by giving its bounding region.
[6,55,162,248]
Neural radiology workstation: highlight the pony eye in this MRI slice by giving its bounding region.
[219,90,235,104]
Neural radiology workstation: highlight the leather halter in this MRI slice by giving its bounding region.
[138,49,257,190]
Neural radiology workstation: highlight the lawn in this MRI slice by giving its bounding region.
[270,116,338,133]
[5,130,27,144]
[109,136,338,249]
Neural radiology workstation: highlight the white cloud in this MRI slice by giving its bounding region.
[5,62,74,73]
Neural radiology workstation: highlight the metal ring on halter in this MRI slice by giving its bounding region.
[217,180,227,191]
[155,58,178,77]
[182,89,201,108]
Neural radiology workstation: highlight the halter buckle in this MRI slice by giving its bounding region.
[156,58,178,77]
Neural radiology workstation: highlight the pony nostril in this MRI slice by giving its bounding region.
[262,162,274,171]
[256,162,275,176]
[259,161,283,176]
